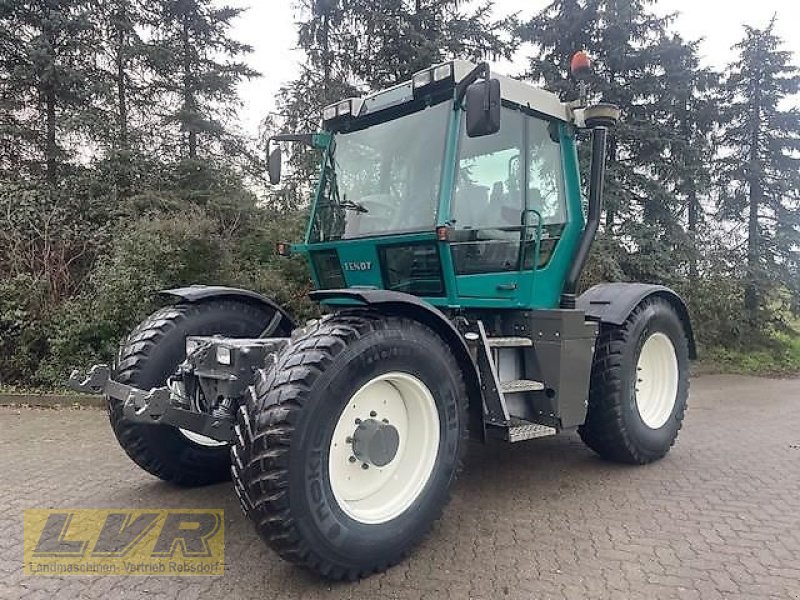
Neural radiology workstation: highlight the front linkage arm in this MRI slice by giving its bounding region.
[68,364,237,443]
[68,336,291,444]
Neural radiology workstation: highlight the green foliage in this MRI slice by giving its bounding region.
[28,164,314,387]
[699,332,800,377]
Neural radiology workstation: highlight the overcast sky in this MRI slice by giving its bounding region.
[225,0,799,136]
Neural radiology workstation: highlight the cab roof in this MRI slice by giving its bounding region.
[322,59,572,125]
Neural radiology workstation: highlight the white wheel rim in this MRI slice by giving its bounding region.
[169,379,228,447]
[635,332,679,429]
[328,372,440,525]
[179,429,227,447]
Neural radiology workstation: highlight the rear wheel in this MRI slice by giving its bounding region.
[110,299,287,486]
[232,312,467,580]
[579,297,690,464]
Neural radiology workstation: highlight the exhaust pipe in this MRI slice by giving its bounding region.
[560,125,608,309]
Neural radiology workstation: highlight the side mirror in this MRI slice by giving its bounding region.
[268,146,282,185]
[465,78,501,138]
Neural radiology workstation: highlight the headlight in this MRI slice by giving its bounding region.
[433,63,453,82]
[215,345,232,366]
[322,105,337,121]
[412,69,432,89]
[412,63,453,90]
[337,100,351,116]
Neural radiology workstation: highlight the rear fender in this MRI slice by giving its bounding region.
[577,283,696,359]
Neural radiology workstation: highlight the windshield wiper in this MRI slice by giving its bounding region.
[316,199,369,213]
[339,199,369,213]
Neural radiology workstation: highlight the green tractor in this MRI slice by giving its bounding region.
[70,55,694,580]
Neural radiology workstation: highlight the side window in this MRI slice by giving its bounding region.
[526,119,567,269]
[528,119,566,225]
[452,108,524,230]
[451,108,524,275]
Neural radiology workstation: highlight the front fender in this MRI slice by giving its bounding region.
[160,285,296,331]
[577,283,696,358]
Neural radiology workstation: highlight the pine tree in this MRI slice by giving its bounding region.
[658,35,719,282]
[718,18,800,321]
[520,0,702,286]
[0,0,102,183]
[95,0,152,199]
[146,0,257,160]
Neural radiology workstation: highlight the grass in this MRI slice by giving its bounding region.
[697,330,800,377]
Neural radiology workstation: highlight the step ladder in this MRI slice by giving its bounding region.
[468,322,557,443]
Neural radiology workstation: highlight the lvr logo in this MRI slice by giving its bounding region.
[343,261,372,271]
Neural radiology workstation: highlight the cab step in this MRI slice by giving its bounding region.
[500,379,545,393]
[487,418,558,443]
[507,421,557,442]
[486,336,533,348]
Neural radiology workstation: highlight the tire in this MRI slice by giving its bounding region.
[110,299,282,486]
[578,296,690,464]
[232,311,468,580]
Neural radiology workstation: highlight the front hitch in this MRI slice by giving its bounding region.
[68,365,235,443]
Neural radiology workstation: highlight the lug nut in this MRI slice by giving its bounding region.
[355,418,362,425]
[369,410,377,417]
[346,436,353,443]
[382,418,389,424]
[349,456,356,463]
[362,463,369,470]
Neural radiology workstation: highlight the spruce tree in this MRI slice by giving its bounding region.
[519,0,694,285]
[658,35,719,282]
[0,0,102,183]
[146,0,257,160]
[717,18,800,321]
[95,0,152,199]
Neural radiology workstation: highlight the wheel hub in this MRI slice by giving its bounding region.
[351,418,400,467]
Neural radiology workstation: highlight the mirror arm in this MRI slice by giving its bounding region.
[454,62,490,106]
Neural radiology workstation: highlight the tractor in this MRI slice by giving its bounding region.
[69,54,695,580]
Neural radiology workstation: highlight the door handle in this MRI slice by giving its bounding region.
[497,283,518,291]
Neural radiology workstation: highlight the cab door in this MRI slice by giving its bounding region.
[449,107,532,304]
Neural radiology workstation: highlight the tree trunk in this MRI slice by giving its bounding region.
[45,85,57,185]
[181,15,197,159]
[604,135,617,231]
[114,3,130,198]
[745,176,761,315]
[687,185,698,281]
[43,8,58,185]
[744,75,762,317]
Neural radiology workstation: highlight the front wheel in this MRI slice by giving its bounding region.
[579,296,690,464]
[109,299,286,486]
[232,312,467,580]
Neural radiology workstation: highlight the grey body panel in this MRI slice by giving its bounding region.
[499,310,597,430]
[577,283,696,358]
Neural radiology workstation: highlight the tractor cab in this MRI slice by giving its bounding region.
[274,60,588,310]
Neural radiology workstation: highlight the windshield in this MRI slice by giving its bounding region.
[309,101,450,242]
